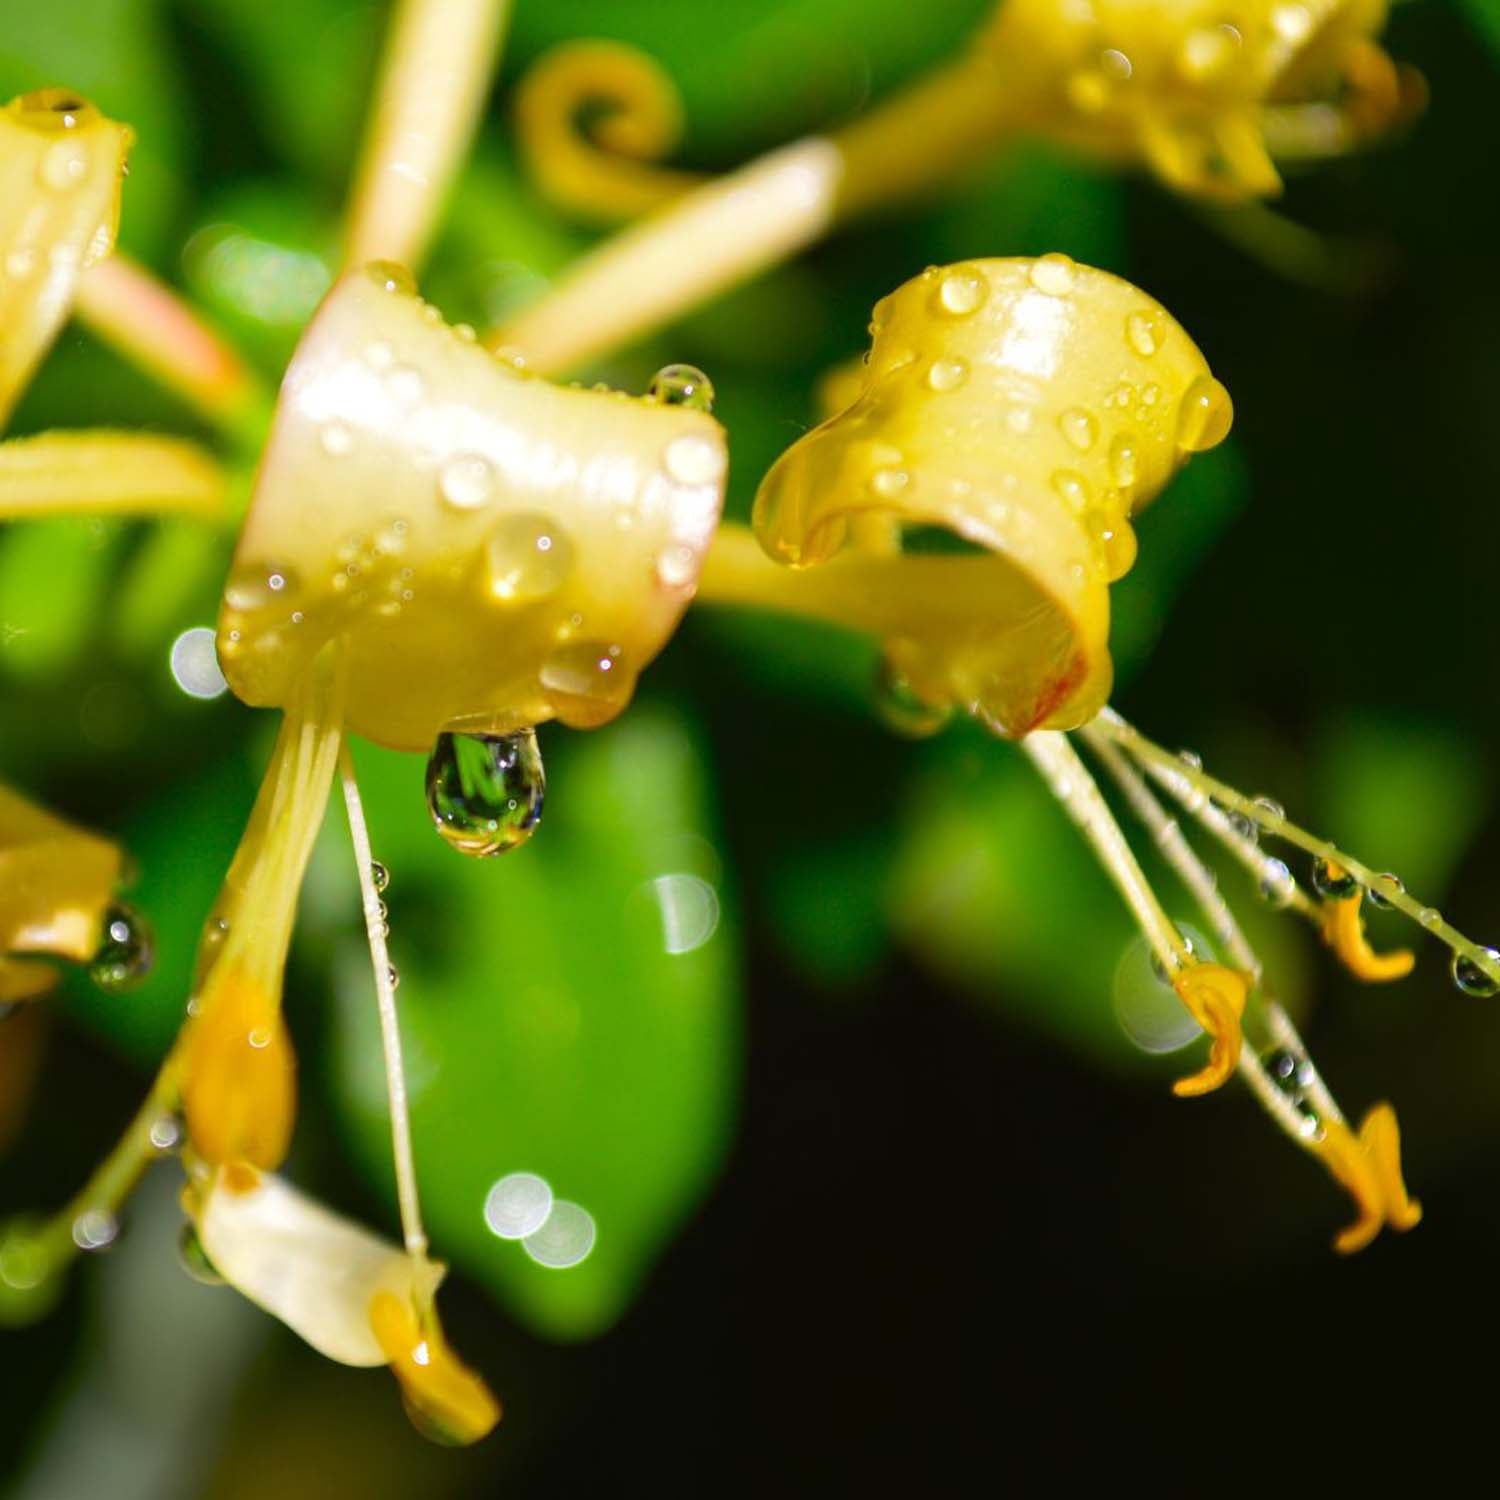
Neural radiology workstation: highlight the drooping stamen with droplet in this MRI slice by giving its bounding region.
[1091,707,1500,999]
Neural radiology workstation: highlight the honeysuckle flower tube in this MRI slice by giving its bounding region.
[0,88,235,507]
[3,256,728,1436]
[696,255,1496,1252]
[496,0,1417,373]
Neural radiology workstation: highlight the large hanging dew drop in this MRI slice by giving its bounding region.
[89,902,153,993]
[425,730,545,857]
[647,363,715,413]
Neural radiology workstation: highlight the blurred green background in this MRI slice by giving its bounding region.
[2,0,1499,1490]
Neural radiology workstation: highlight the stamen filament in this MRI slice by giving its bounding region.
[1093,708,1500,992]
[73,254,270,450]
[1078,724,1347,1137]
[1019,730,1191,977]
[342,0,514,273]
[339,747,429,1274]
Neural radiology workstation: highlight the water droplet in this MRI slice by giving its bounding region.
[1418,906,1442,930]
[1116,929,1209,1052]
[425,730,545,856]
[484,513,574,602]
[1177,375,1234,452]
[1126,309,1164,358]
[224,563,298,613]
[1028,253,1077,296]
[647,363,715,412]
[1149,931,1198,985]
[873,660,952,738]
[368,261,415,296]
[1109,434,1138,489]
[870,467,910,498]
[1453,948,1500,998]
[177,1223,225,1285]
[1250,795,1285,832]
[1178,749,1203,771]
[1258,858,1296,909]
[1100,47,1133,80]
[1051,470,1090,511]
[926,357,968,392]
[1261,1045,1322,1134]
[1058,408,1097,451]
[371,860,390,893]
[540,641,635,727]
[663,434,725,485]
[1310,858,1358,901]
[14,89,99,132]
[438,451,497,510]
[89,902,153,992]
[1227,810,1259,845]
[388,364,424,404]
[149,1113,184,1152]
[386,963,400,990]
[71,1208,118,1252]
[38,139,88,192]
[936,270,985,315]
[656,543,699,588]
[319,421,353,456]
[1366,872,1403,909]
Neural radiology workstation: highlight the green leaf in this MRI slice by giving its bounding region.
[322,708,741,1341]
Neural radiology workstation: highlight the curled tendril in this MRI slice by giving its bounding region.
[514,39,706,224]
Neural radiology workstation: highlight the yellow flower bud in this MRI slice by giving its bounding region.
[219,262,728,750]
[750,256,1231,735]
[0,784,122,1001]
[0,90,132,427]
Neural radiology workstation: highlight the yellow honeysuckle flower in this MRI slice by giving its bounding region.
[0,88,132,427]
[0,88,231,517]
[185,1164,500,1442]
[497,0,1417,374]
[696,254,1496,1253]
[0,783,147,1004]
[977,0,1414,201]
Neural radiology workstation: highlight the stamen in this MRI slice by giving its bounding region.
[1316,1104,1422,1254]
[1317,868,1415,982]
[368,1291,501,1444]
[339,747,429,1271]
[181,656,345,1169]
[73,254,269,448]
[1093,708,1500,996]
[1019,730,1243,1095]
[0,431,227,522]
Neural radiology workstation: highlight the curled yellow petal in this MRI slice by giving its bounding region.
[514,40,705,224]
[1316,1101,1421,1254]
[0,430,227,521]
[0,784,121,978]
[222,263,726,749]
[1320,881,1414,983]
[181,964,296,1170]
[0,89,132,427]
[1169,962,1248,1097]
[189,1165,440,1364]
[370,1290,502,1445]
[746,257,1231,736]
